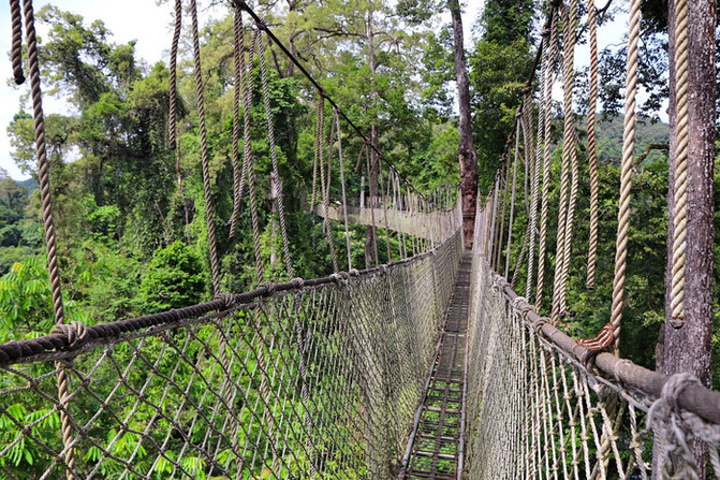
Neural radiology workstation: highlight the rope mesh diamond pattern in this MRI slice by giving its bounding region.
[465,205,720,479]
[0,230,462,480]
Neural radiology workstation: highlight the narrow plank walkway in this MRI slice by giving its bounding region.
[402,252,471,480]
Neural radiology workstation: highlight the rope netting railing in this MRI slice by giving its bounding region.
[0,229,463,479]
[460,0,720,474]
[0,0,466,477]
[465,205,720,479]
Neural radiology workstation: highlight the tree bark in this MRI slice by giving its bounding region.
[659,0,716,475]
[449,0,479,248]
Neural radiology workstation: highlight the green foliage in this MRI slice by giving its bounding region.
[469,38,532,190]
[140,241,207,313]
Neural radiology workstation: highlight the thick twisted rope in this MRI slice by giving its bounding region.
[170,0,184,199]
[168,0,181,151]
[536,8,557,310]
[311,99,322,210]
[335,108,353,271]
[608,0,640,348]
[190,0,220,296]
[21,0,77,476]
[505,118,520,279]
[315,98,339,272]
[527,69,543,303]
[552,0,578,321]
[229,8,243,239]
[237,20,263,284]
[10,0,24,85]
[495,161,509,272]
[382,169,392,263]
[669,0,689,327]
[585,0,600,290]
[366,146,380,266]
[257,32,293,277]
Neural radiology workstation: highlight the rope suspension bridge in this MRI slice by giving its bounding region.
[1,0,718,479]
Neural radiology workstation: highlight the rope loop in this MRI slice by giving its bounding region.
[258,282,276,296]
[349,269,360,276]
[491,274,508,293]
[289,277,305,289]
[670,316,685,329]
[329,273,348,288]
[52,321,88,351]
[214,292,236,309]
[533,316,549,335]
[644,372,705,478]
[511,296,533,321]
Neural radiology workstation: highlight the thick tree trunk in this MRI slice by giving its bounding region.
[364,8,379,268]
[658,0,716,475]
[449,0,479,248]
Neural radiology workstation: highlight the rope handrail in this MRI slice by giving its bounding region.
[486,263,720,426]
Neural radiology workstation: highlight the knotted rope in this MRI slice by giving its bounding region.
[20,0,78,476]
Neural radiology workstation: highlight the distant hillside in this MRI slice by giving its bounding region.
[18,177,38,192]
[594,115,669,166]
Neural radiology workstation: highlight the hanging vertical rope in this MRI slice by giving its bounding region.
[10,0,24,85]
[669,0,689,327]
[585,0,600,290]
[536,7,557,310]
[608,0,641,347]
[311,99,322,211]
[190,0,220,296]
[527,38,545,303]
[317,97,339,273]
[229,8,244,239]
[21,0,77,477]
[505,118,520,279]
[383,168,393,263]
[366,145,379,266]
[169,0,184,204]
[257,31,293,277]
[495,161,509,272]
[551,0,577,321]
[238,25,263,284]
[335,108,353,271]
[169,0,181,151]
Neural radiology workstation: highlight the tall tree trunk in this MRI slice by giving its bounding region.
[449,0,479,248]
[658,0,716,475]
[364,8,379,268]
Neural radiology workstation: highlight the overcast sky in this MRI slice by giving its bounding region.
[0,0,638,181]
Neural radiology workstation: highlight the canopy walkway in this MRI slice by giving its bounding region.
[1,0,719,478]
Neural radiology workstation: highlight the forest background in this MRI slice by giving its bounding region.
[0,0,718,387]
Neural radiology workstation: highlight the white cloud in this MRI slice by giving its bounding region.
[0,0,184,180]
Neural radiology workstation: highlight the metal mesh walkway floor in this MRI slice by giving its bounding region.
[401,252,471,480]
